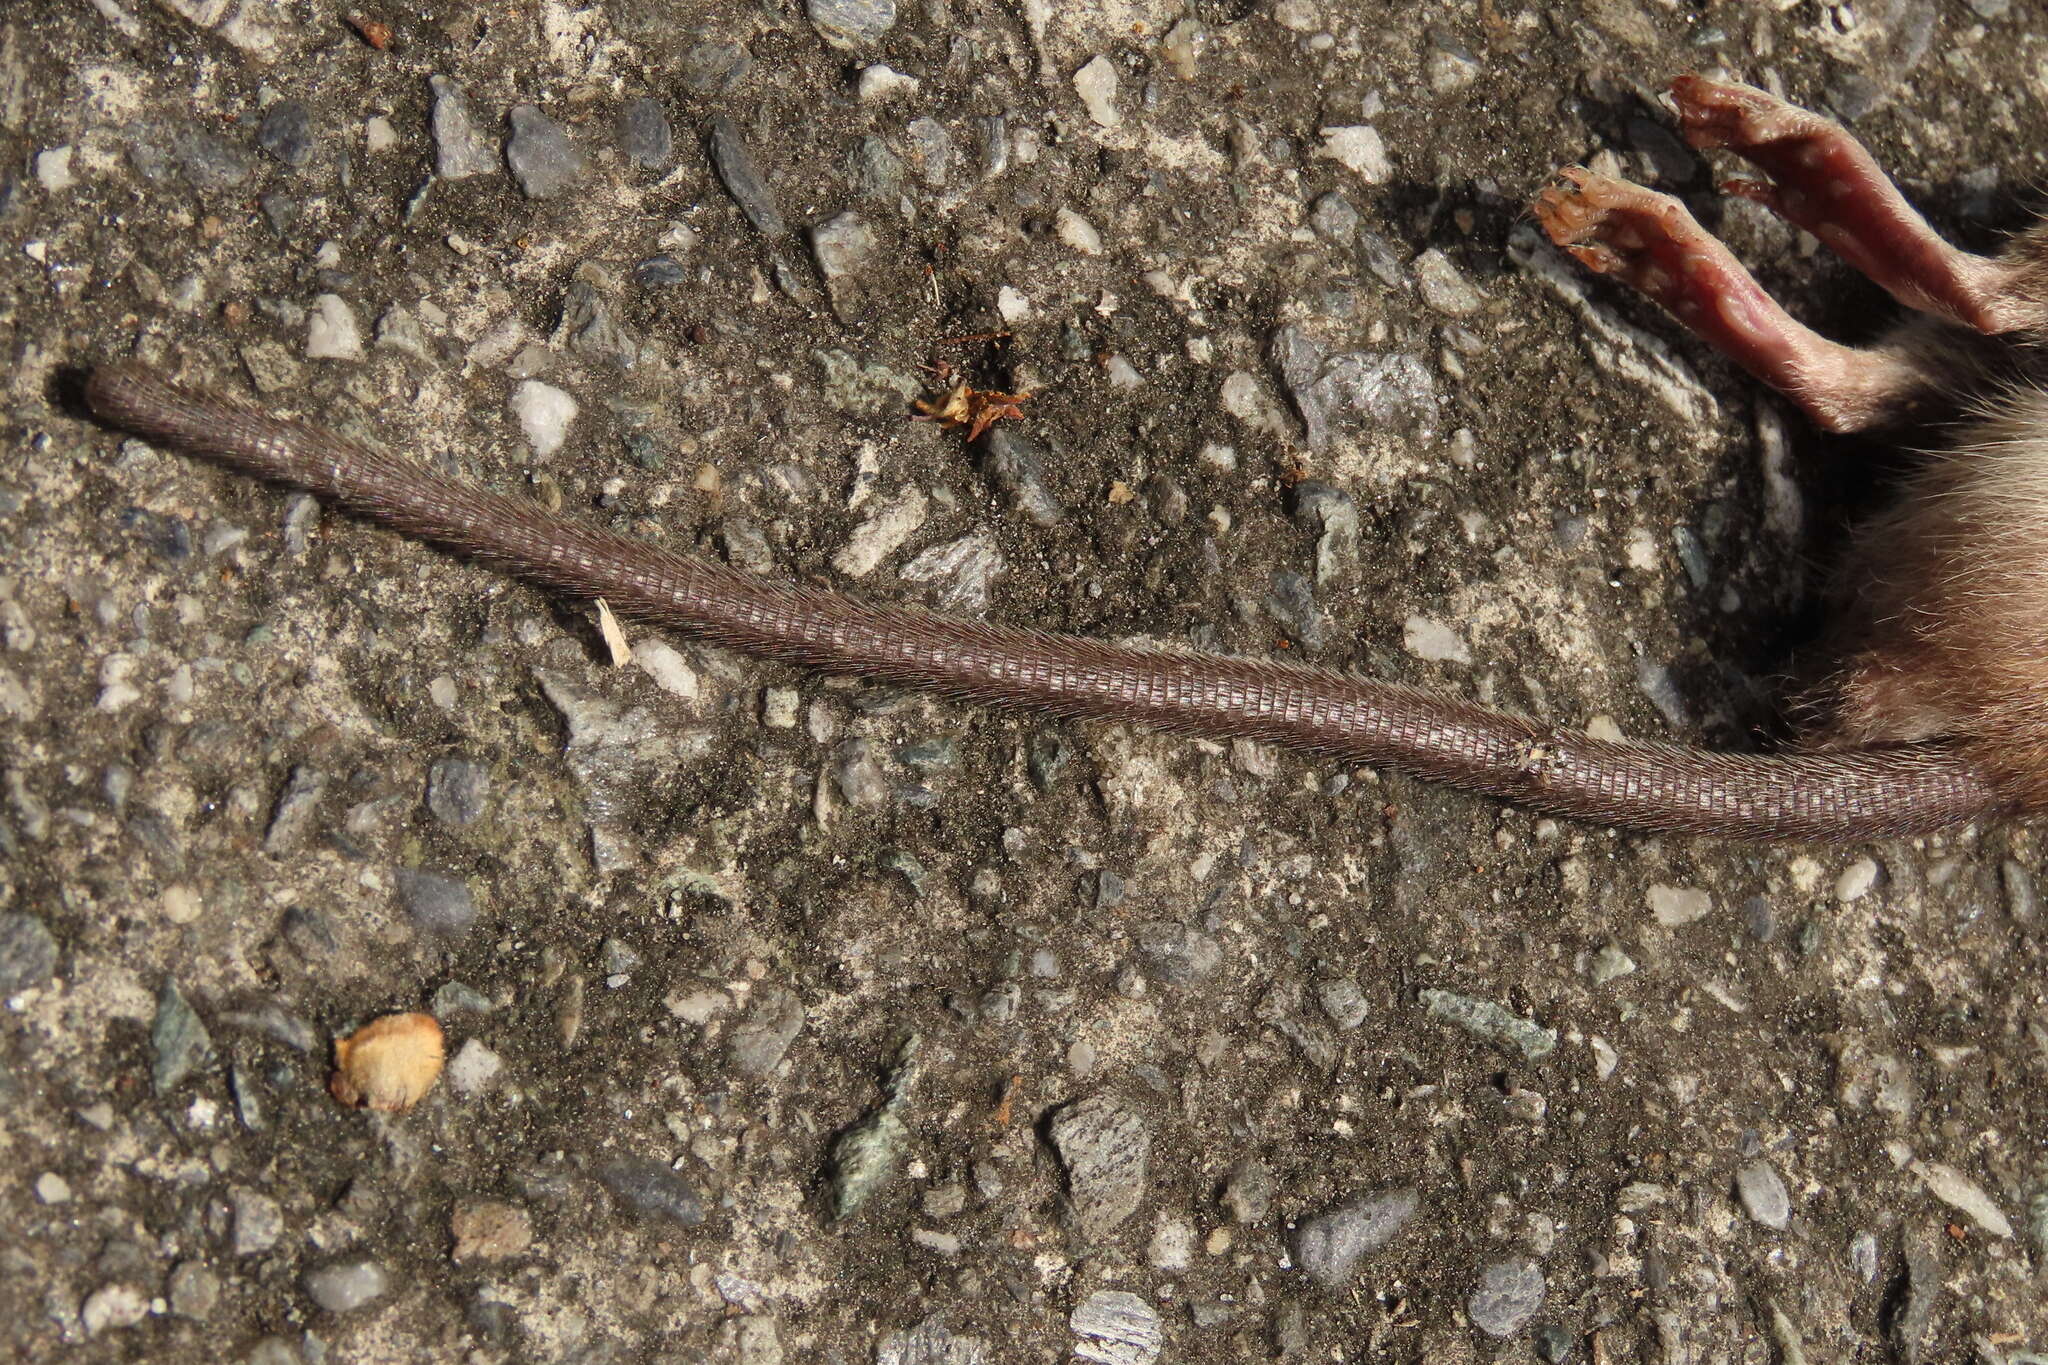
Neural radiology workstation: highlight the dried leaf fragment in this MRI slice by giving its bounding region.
[913,381,1030,442]
[329,1012,445,1113]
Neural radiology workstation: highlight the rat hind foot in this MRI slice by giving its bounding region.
[1535,167,1932,432]
[1670,74,2033,335]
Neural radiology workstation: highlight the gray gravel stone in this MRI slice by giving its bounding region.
[303,1260,389,1313]
[80,1283,149,1335]
[393,867,477,938]
[832,739,890,807]
[617,96,673,169]
[506,105,585,199]
[1308,190,1358,241]
[633,255,687,289]
[597,1155,706,1226]
[245,1338,305,1365]
[167,1260,220,1320]
[708,115,785,236]
[1736,1159,1790,1230]
[1293,482,1359,586]
[1221,1157,1273,1225]
[0,912,58,993]
[152,977,211,1094]
[1293,1187,1419,1286]
[807,0,896,48]
[905,117,954,187]
[1316,977,1369,1029]
[1049,1093,1151,1237]
[846,135,907,200]
[232,1187,284,1255]
[1468,1256,1545,1337]
[256,100,314,167]
[876,1313,989,1364]
[426,756,490,825]
[429,77,497,179]
[1268,325,1438,450]
[681,41,753,94]
[727,986,807,1075]
[979,430,1064,527]
[1419,987,1556,1062]
[263,764,327,852]
[1070,1290,1162,1365]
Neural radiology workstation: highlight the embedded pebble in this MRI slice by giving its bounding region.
[152,977,212,1094]
[1403,615,1469,664]
[807,0,897,48]
[1222,1158,1273,1225]
[1736,1159,1790,1230]
[1835,857,1881,903]
[832,487,927,578]
[506,105,585,198]
[36,145,74,193]
[167,1261,219,1320]
[1134,921,1221,984]
[303,1260,390,1314]
[1315,126,1389,181]
[426,757,490,826]
[617,96,673,169]
[1070,1290,1161,1365]
[256,100,314,167]
[1049,1092,1151,1238]
[1269,325,1437,449]
[1419,987,1556,1062]
[1293,1187,1419,1286]
[857,64,920,102]
[305,294,362,360]
[1148,1215,1195,1271]
[708,115,785,236]
[1316,977,1368,1029]
[430,77,497,179]
[35,1172,71,1203]
[445,1038,505,1098]
[681,40,753,92]
[1072,55,1121,127]
[979,430,1064,526]
[810,212,876,281]
[1056,208,1103,255]
[1589,942,1637,984]
[1648,883,1713,927]
[511,380,578,457]
[1412,248,1485,316]
[727,986,807,1075]
[232,1187,284,1255]
[450,1201,533,1262]
[877,1315,990,1365]
[80,1283,150,1335]
[393,867,477,937]
[597,1155,706,1226]
[0,912,58,993]
[1912,1160,2014,1237]
[634,254,688,289]
[899,531,1002,613]
[1293,482,1359,586]
[1468,1257,1545,1338]
[1161,18,1205,77]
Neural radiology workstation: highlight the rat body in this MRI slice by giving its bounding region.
[83,77,2048,843]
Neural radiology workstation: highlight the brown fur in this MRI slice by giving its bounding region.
[1823,227,2048,809]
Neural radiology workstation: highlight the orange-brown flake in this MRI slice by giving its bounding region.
[330,1011,445,1113]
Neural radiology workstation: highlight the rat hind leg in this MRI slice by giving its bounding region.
[1535,167,1937,432]
[1670,75,2038,335]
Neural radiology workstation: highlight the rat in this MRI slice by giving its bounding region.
[82,75,2042,843]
